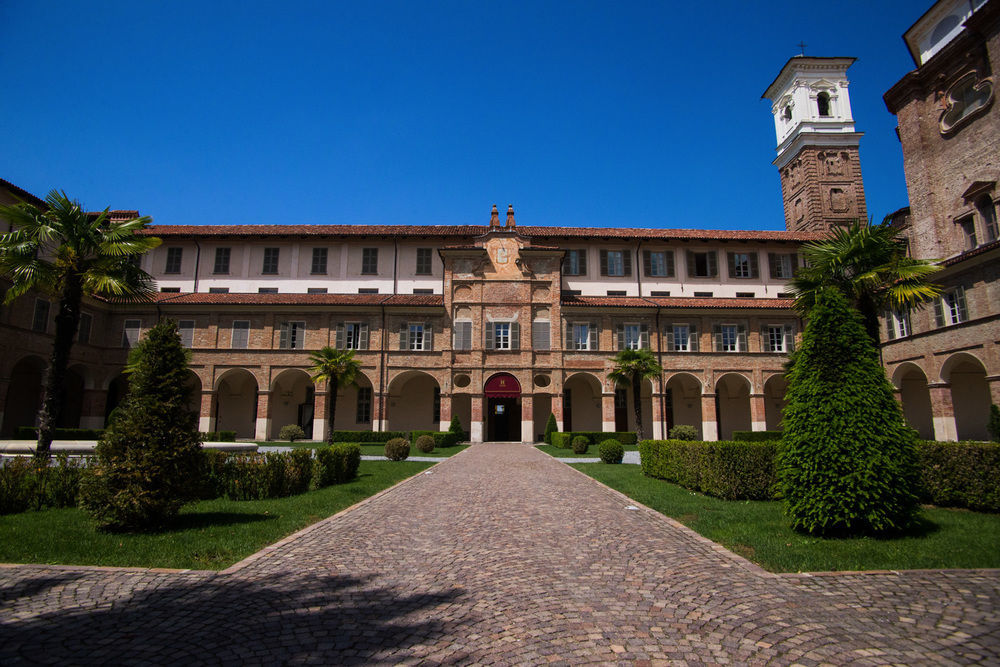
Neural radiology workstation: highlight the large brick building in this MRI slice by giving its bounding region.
[1,0,997,443]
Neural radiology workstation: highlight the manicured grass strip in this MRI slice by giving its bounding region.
[259,442,468,457]
[572,462,1000,573]
[536,444,637,458]
[0,460,432,571]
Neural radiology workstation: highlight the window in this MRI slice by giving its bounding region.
[957,215,978,250]
[337,322,369,350]
[817,91,831,117]
[231,321,250,349]
[213,248,231,274]
[486,322,519,350]
[727,252,758,279]
[160,287,181,293]
[362,248,378,274]
[78,312,92,344]
[307,288,327,294]
[934,287,969,327]
[650,290,670,296]
[563,289,582,296]
[977,196,998,243]
[453,321,472,350]
[643,250,674,277]
[713,324,746,352]
[32,299,50,333]
[687,250,718,278]
[400,322,432,351]
[122,319,141,348]
[600,249,631,276]
[358,288,379,294]
[415,248,433,275]
[262,247,280,274]
[413,288,433,295]
[666,323,698,352]
[164,247,183,274]
[693,291,713,297]
[607,290,627,296]
[278,321,306,349]
[532,320,550,350]
[563,249,587,276]
[259,287,278,294]
[356,386,372,424]
[209,287,230,294]
[736,292,754,298]
[940,72,994,135]
[768,252,798,279]
[884,310,911,341]
[617,323,648,350]
[777,292,793,298]
[783,105,792,121]
[311,248,328,275]
[762,324,795,353]
[569,322,597,351]
[179,320,195,348]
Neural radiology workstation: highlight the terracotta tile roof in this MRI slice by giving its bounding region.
[153,292,443,307]
[562,295,796,309]
[0,177,47,208]
[941,239,1000,267]
[143,224,822,243]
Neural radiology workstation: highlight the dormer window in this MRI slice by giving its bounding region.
[817,91,831,117]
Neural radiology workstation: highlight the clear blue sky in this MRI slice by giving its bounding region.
[2,1,924,231]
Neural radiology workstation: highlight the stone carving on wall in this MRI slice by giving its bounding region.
[451,256,488,277]
[793,197,804,222]
[820,151,847,176]
[830,187,850,213]
[453,285,474,301]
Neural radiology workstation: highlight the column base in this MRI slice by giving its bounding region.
[255,418,269,441]
[751,421,767,432]
[932,416,958,442]
[470,422,483,443]
[312,418,327,441]
[521,420,533,443]
[702,421,718,441]
[602,421,616,432]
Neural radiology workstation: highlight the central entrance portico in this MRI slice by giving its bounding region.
[485,373,521,441]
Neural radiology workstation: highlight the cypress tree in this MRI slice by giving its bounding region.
[543,412,558,444]
[80,319,204,531]
[779,288,919,536]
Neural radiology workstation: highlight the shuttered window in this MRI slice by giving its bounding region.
[760,324,795,353]
[934,287,969,326]
[279,321,306,349]
[643,250,674,277]
[616,323,649,350]
[563,249,587,275]
[415,248,433,275]
[213,247,231,274]
[532,320,550,350]
[727,252,759,279]
[713,323,747,352]
[665,323,698,352]
[453,321,472,350]
[262,248,280,274]
[768,252,798,279]
[485,322,520,350]
[336,322,369,350]
[231,321,250,349]
[78,312,93,344]
[311,248,328,274]
[567,322,598,350]
[165,247,183,274]
[179,320,195,348]
[32,299,50,333]
[687,251,718,278]
[600,249,632,277]
[356,387,372,423]
[400,322,432,351]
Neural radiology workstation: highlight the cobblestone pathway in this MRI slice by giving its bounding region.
[1,443,998,665]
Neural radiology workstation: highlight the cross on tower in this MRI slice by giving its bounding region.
[797,41,808,56]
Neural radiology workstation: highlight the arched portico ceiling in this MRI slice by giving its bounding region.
[715,372,753,395]
[890,362,928,389]
[563,372,603,394]
[214,367,259,392]
[940,351,987,383]
[387,369,440,394]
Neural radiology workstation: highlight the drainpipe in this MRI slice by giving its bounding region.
[636,241,642,297]
[655,305,666,438]
[192,239,202,293]
[378,303,388,432]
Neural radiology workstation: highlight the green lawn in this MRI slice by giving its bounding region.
[572,462,1000,573]
[0,460,432,571]
[258,442,468,457]
[536,444,638,458]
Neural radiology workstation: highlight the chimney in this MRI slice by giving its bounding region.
[505,204,516,228]
[489,204,500,227]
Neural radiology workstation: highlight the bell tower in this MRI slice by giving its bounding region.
[763,56,868,233]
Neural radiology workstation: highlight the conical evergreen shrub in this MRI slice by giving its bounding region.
[543,412,558,444]
[80,319,204,531]
[779,288,919,536]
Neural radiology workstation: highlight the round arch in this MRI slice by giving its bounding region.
[268,369,315,440]
[562,372,603,432]
[387,370,441,433]
[1,355,47,437]
[215,368,259,439]
[942,353,991,440]
[665,372,703,438]
[762,374,789,432]
[716,373,752,440]
[484,372,522,441]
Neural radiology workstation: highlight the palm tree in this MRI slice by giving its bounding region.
[0,191,160,459]
[790,219,941,344]
[608,348,662,441]
[307,346,362,445]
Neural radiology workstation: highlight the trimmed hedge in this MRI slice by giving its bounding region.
[331,430,408,443]
[0,454,89,514]
[410,430,460,447]
[638,439,778,500]
[312,443,362,488]
[916,441,1000,512]
[732,430,783,442]
[551,431,637,449]
[202,446,360,501]
[14,427,105,440]
[598,439,624,464]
